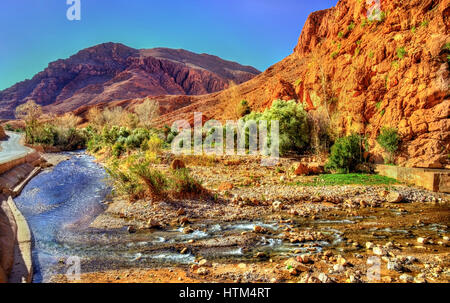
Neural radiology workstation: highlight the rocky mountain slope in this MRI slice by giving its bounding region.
[0,43,260,119]
[154,0,449,169]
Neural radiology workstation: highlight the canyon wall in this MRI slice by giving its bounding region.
[156,0,449,169]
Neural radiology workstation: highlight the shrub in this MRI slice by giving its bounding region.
[170,168,205,198]
[130,161,168,198]
[237,100,251,117]
[87,134,103,153]
[112,142,126,158]
[376,127,400,164]
[145,134,163,153]
[347,22,355,31]
[397,47,407,59]
[325,133,365,173]
[331,51,339,59]
[105,162,145,201]
[125,128,150,149]
[338,31,344,38]
[361,19,368,28]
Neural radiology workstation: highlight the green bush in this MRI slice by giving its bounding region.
[397,47,407,59]
[325,133,365,173]
[237,100,251,117]
[105,162,145,201]
[242,99,310,155]
[130,161,168,198]
[125,128,150,149]
[347,22,355,31]
[376,127,400,164]
[171,168,204,197]
[112,142,126,158]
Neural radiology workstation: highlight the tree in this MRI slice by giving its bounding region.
[15,100,42,124]
[243,99,310,155]
[134,98,160,128]
[87,107,106,129]
[325,133,365,173]
[376,127,400,164]
[102,107,127,127]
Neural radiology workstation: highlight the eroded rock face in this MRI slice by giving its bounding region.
[156,0,449,169]
[0,43,260,119]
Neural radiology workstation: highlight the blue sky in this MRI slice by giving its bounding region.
[0,0,336,90]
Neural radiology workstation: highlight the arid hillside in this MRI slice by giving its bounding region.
[0,43,260,119]
[152,0,449,169]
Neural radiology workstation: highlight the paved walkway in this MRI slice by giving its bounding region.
[0,132,32,165]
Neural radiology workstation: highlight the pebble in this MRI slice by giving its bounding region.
[183,227,194,234]
[333,264,345,272]
[399,274,414,283]
[373,246,386,256]
[365,242,374,249]
[272,201,283,211]
[198,259,211,267]
[196,268,209,275]
[417,237,429,244]
[387,261,404,272]
[253,225,266,233]
[318,273,331,283]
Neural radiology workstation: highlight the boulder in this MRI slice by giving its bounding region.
[386,192,403,203]
[218,182,233,191]
[294,162,325,176]
[170,159,186,170]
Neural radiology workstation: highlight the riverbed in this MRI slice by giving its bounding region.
[14,152,450,283]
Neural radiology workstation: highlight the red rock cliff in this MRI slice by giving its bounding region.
[157,0,449,169]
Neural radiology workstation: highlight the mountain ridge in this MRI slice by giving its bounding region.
[0,42,260,118]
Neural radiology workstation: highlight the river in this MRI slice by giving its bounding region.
[14,151,345,282]
[16,152,439,283]
[14,151,111,282]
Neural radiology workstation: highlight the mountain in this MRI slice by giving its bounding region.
[153,0,449,169]
[0,43,260,118]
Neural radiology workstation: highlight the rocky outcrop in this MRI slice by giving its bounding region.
[0,43,260,119]
[155,0,449,169]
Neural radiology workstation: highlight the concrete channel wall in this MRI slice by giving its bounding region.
[375,164,450,193]
[0,147,42,283]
